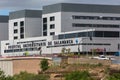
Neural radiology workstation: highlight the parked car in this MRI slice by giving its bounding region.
[92,55,109,60]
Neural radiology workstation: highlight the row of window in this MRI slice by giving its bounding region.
[72,23,120,28]
[14,27,24,34]
[14,21,24,26]
[43,31,55,36]
[58,31,120,39]
[72,15,120,20]
[43,24,55,31]
[47,43,111,48]
[4,47,38,53]
[43,16,55,23]
[14,34,24,39]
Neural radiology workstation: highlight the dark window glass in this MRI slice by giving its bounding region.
[50,32,55,35]
[43,24,47,31]
[72,23,119,28]
[78,32,87,37]
[50,16,55,21]
[14,29,18,33]
[43,32,47,36]
[14,36,18,39]
[94,31,103,37]
[6,43,9,45]
[72,15,120,21]
[58,35,64,39]
[20,35,24,39]
[20,21,24,26]
[43,18,47,23]
[50,24,55,29]
[14,22,18,26]
[58,31,119,39]
[20,27,24,33]
[104,31,119,37]
[65,33,77,38]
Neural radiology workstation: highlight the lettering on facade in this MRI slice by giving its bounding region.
[5,39,74,53]
[8,45,21,49]
[54,40,73,45]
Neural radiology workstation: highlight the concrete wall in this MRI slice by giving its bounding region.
[0,23,8,40]
[13,58,41,75]
[25,18,42,38]
[0,22,8,52]
[0,60,13,76]
[0,57,52,76]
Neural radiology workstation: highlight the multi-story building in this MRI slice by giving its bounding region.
[9,10,42,40]
[1,3,120,56]
[42,3,120,36]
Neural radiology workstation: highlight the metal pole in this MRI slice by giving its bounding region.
[119,25,120,59]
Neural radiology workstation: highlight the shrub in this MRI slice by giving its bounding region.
[40,59,49,71]
[65,71,93,80]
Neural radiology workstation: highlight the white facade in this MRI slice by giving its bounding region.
[42,12,61,36]
[9,18,42,40]
[9,10,42,40]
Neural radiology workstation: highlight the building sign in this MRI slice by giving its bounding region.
[4,39,74,53]
[90,48,105,52]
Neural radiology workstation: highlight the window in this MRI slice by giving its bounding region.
[14,36,18,39]
[6,43,9,45]
[50,16,55,21]
[50,24,55,29]
[43,24,47,31]
[50,32,55,35]
[20,27,24,33]
[104,31,119,37]
[43,18,47,23]
[14,22,18,26]
[43,32,47,36]
[58,31,119,39]
[20,35,24,39]
[72,23,119,28]
[20,21,24,26]
[14,29,18,33]
[72,15,120,21]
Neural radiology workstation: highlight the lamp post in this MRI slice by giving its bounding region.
[119,25,120,58]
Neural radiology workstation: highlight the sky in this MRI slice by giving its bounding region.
[0,0,120,15]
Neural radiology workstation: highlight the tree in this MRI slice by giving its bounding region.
[108,73,120,80]
[61,48,66,54]
[65,71,93,80]
[24,51,29,56]
[5,76,14,80]
[40,59,49,71]
[0,69,6,80]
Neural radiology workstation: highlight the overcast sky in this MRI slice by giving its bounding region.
[1,0,120,15]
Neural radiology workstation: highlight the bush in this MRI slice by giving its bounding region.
[40,59,49,71]
[65,71,93,80]
[108,73,120,80]
[13,71,49,80]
